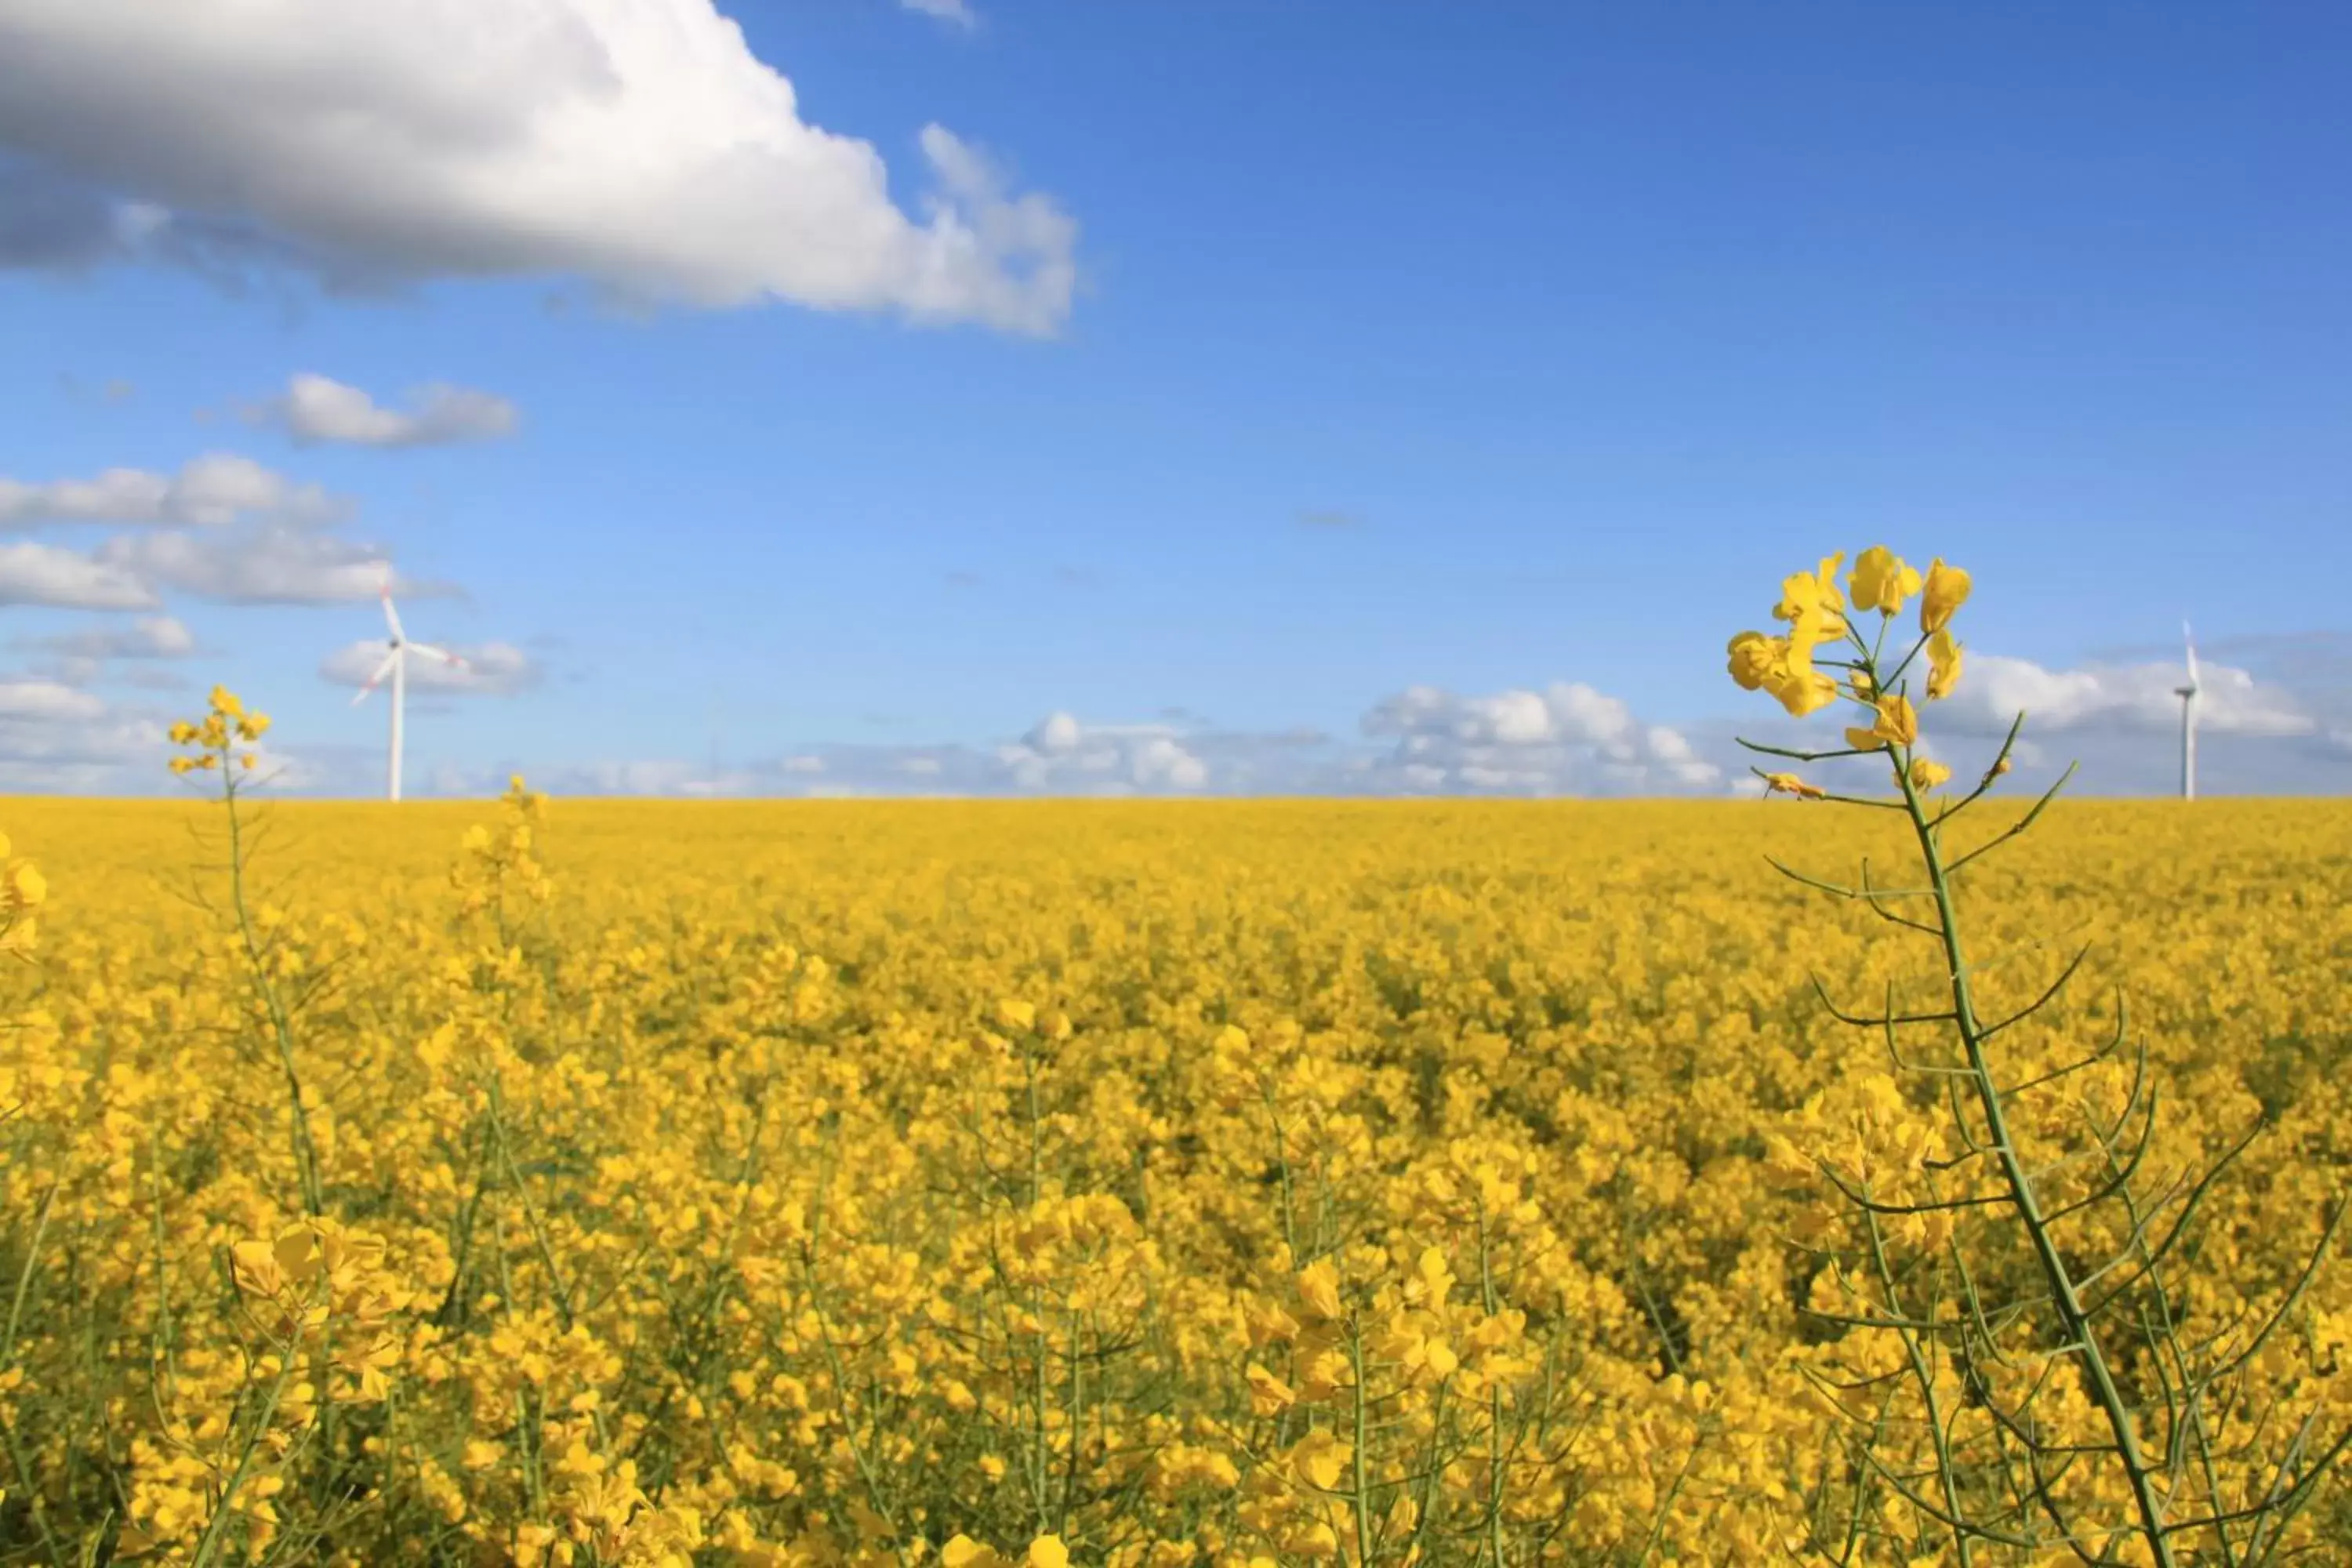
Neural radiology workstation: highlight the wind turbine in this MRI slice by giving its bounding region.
[350,570,466,802]
[2172,620,2199,801]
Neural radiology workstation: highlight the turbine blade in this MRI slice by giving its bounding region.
[379,565,406,642]
[350,648,399,706]
[405,641,467,669]
[2183,619,2199,690]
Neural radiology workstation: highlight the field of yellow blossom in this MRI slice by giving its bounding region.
[2,776,2350,1564]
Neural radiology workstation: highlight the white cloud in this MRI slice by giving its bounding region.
[98,528,399,605]
[901,0,978,28]
[255,373,519,448]
[558,759,728,795]
[0,453,348,528]
[0,680,170,790]
[0,541,158,608]
[994,711,1210,793]
[1132,735,1210,789]
[1359,681,1722,794]
[1945,652,2313,739]
[320,639,540,696]
[0,0,1076,333]
[421,756,757,798]
[24,615,196,659]
[0,680,106,722]
[1709,641,2352,797]
[1025,710,1082,755]
[507,691,1713,800]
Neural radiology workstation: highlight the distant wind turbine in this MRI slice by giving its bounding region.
[2172,620,2199,801]
[350,569,466,802]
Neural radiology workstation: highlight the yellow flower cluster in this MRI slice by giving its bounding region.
[1730,546,1973,803]
[1728,547,1966,725]
[0,717,2344,1560]
[167,685,272,776]
[0,828,45,957]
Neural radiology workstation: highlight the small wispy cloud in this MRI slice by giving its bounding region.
[900,0,979,31]
[20,615,195,660]
[58,372,136,404]
[245,372,520,449]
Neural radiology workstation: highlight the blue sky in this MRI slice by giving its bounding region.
[1,0,2347,797]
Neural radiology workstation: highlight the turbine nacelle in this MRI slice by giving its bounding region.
[2176,619,2200,802]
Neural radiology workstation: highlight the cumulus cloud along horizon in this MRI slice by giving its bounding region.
[1359,681,1724,795]
[0,453,348,529]
[0,677,172,793]
[0,633,2340,795]
[249,374,521,448]
[392,682,1731,800]
[1706,644,2348,799]
[0,0,1078,332]
[1936,651,2315,739]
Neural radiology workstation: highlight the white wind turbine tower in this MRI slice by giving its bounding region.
[2172,620,2199,801]
[350,569,466,802]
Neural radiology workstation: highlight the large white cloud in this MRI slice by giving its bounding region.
[253,374,520,449]
[0,0,1077,332]
[321,638,541,697]
[0,453,347,528]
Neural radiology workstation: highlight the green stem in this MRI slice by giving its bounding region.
[1859,1201,1974,1565]
[1895,757,2179,1565]
[1475,1202,1506,1567]
[187,1346,300,1568]
[1348,1314,1375,1568]
[223,777,321,1216]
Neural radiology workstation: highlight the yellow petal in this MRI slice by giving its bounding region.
[1920,559,1972,633]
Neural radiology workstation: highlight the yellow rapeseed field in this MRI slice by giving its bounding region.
[3,553,2350,1565]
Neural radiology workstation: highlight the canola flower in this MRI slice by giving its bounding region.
[0,650,2342,1566]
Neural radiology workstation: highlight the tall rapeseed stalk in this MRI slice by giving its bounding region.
[1729,548,2350,1565]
